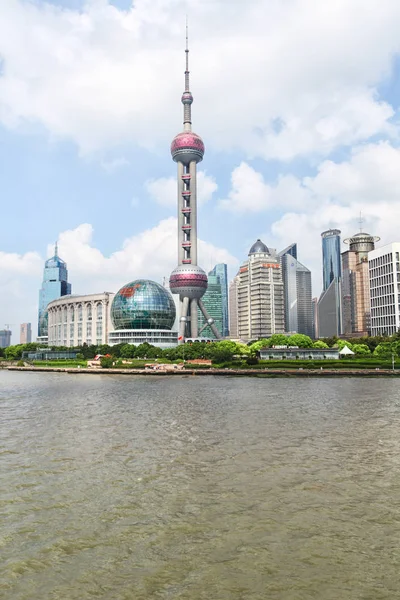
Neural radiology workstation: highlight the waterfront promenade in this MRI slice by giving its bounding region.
[6,365,400,377]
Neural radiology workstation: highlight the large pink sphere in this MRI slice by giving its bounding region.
[169,265,208,299]
[171,131,205,164]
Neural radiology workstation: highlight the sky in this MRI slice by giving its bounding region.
[1,0,400,341]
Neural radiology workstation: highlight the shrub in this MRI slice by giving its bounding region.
[246,356,259,365]
[100,356,114,369]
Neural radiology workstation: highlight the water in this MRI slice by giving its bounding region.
[1,371,400,599]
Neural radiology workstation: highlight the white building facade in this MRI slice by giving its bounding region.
[369,243,400,336]
[47,292,114,347]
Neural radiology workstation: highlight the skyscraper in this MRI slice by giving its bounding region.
[168,28,220,342]
[20,323,32,344]
[321,229,342,291]
[278,244,313,337]
[198,274,223,338]
[38,243,71,339]
[0,329,12,348]
[236,239,285,342]
[209,263,229,336]
[342,230,379,336]
[229,274,240,339]
[318,230,342,337]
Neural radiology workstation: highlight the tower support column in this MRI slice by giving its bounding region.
[177,162,185,264]
[190,298,199,337]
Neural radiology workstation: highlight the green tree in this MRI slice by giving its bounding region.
[120,344,136,359]
[287,334,313,348]
[209,346,233,364]
[313,340,329,349]
[352,344,371,355]
[335,339,354,351]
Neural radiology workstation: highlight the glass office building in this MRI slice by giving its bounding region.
[208,263,229,336]
[38,244,72,338]
[279,244,313,337]
[199,274,223,339]
[321,229,342,292]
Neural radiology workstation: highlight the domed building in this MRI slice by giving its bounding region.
[108,280,178,348]
[231,239,285,342]
[342,229,380,336]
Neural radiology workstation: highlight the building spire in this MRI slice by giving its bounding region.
[182,16,193,131]
[54,241,58,257]
[359,211,364,233]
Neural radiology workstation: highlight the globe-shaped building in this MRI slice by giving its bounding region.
[111,279,176,330]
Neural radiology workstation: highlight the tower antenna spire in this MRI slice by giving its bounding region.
[54,241,58,257]
[359,211,364,233]
[182,16,193,131]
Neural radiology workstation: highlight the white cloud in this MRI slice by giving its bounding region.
[219,162,310,212]
[101,156,129,173]
[262,141,400,294]
[145,170,218,208]
[0,0,398,158]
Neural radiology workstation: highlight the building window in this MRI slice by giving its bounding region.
[97,303,103,321]
[86,322,92,338]
[87,304,92,321]
[78,305,83,322]
[78,323,82,337]
[96,323,103,337]
[70,323,74,338]
[70,307,75,322]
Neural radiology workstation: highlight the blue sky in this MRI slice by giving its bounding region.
[1,0,400,339]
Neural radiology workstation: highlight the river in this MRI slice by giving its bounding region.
[1,371,399,599]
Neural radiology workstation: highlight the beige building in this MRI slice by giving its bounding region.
[369,242,400,336]
[47,292,114,347]
[20,323,32,344]
[236,240,285,342]
[342,232,379,336]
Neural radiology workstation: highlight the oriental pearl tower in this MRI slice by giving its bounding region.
[169,27,221,342]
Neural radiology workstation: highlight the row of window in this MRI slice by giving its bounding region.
[49,303,104,324]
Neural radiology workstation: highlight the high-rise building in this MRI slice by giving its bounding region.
[318,279,342,338]
[369,243,400,336]
[322,229,342,291]
[0,329,12,348]
[278,244,312,337]
[38,243,72,340]
[168,29,220,342]
[342,231,379,336]
[209,263,229,336]
[229,274,240,339]
[198,274,223,338]
[318,229,342,337]
[20,323,32,344]
[236,239,285,342]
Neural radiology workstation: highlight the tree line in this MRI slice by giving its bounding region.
[3,331,400,362]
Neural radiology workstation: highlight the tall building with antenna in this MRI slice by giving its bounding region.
[342,218,380,336]
[38,243,72,341]
[169,27,221,341]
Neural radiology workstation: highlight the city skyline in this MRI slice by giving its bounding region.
[1,0,400,330]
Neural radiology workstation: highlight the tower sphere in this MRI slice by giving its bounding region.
[171,131,205,164]
[169,265,208,299]
[111,279,176,330]
[181,91,193,104]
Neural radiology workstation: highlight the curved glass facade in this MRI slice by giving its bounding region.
[321,230,341,292]
[111,280,176,330]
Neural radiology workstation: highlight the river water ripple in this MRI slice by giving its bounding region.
[1,372,400,599]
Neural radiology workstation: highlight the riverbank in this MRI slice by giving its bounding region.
[6,365,400,377]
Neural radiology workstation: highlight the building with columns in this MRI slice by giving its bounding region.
[229,275,240,339]
[47,292,114,347]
